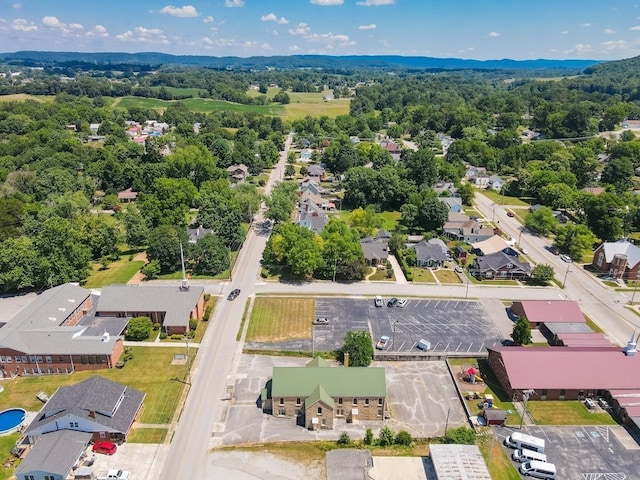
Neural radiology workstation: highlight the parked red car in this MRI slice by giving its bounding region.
[92,441,117,455]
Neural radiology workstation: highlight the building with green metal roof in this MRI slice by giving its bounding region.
[263,358,387,430]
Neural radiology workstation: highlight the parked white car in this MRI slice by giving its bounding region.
[106,470,130,480]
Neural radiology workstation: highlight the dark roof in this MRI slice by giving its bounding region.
[360,237,388,262]
[97,285,204,327]
[413,240,447,262]
[25,376,145,436]
[15,430,91,478]
[474,252,531,274]
[482,408,506,421]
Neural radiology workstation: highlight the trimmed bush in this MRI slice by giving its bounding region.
[395,430,413,446]
[189,318,198,331]
[337,432,351,446]
[171,334,184,340]
[364,428,374,446]
[159,332,168,340]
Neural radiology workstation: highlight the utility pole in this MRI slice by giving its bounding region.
[562,263,570,289]
[519,389,534,430]
[333,257,338,282]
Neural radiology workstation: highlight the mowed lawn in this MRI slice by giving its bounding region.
[115,96,284,116]
[83,257,145,288]
[0,347,189,425]
[246,297,314,342]
[526,401,618,426]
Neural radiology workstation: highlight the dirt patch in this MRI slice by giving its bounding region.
[206,450,325,480]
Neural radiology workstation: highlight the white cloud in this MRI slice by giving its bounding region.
[603,28,616,34]
[289,44,301,51]
[358,24,376,30]
[580,22,591,27]
[159,5,199,17]
[12,3,21,9]
[42,16,63,28]
[224,0,244,7]
[356,0,395,5]
[310,0,344,5]
[601,40,629,51]
[203,16,214,23]
[12,18,36,32]
[488,31,500,37]
[87,24,109,38]
[261,13,288,24]
[69,23,84,31]
[560,30,569,34]
[116,26,169,44]
[288,22,311,36]
[630,25,640,30]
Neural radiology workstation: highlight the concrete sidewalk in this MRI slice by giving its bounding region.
[388,254,408,284]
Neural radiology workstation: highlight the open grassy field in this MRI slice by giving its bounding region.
[0,346,190,425]
[334,210,401,232]
[433,269,462,284]
[83,256,145,288]
[477,434,521,480]
[246,297,314,342]
[247,87,350,120]
[412,268,436,283]
[0,94,53,102]
[127,427,169,444]
[0,433,20,480]
[368,267,394,281]
[479,190,531,207]
[115,96,284,116]
[526,401,618,426]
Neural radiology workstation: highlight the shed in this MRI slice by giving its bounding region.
[482,408,506,426]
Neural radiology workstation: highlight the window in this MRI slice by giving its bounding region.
[279,398,284,406]
[47,367,53,374]
[317,407,322,415]
[352,398,358,406]
[0,356,4,363]
[597,252,604,267]
[338,398,343,405]
[45,476,55,480]
[57,368,64,374]
[36,356,42,363]
[29,355,36,363]
[364,398,369,406]
[296,398,301,406]
[99,431,105,438]
[15,356,21,363]
[66,367,73,373]
[278,409,286,416]
[378,408,383,417]
[24,476,35,480]
[5,356,11,363]
[336,408,344,416]
[58,356,64,362]
[21,356,27,363]
[69,422,79,428]
[378,398,383,406]
[45,356,52,363]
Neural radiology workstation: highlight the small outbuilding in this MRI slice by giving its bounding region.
[482,408,506,426]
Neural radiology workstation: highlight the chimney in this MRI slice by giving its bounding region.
[344,352,349,368]
[89,410,96,418]
[624,331,637,356]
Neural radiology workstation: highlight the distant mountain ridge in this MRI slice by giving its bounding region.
[0,51,601,71]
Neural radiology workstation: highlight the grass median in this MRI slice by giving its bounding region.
[246,297,314,342]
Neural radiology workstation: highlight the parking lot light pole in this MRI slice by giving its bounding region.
[519,389,534,430]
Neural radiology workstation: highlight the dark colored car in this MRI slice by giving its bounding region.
[313,317,329,325]
[227,288,240,301]
[506,211,515,217]
[387,297,398,307]
[92,441,117,455]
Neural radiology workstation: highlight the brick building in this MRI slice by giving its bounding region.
[592,240,640,280]
[262,358,387,430]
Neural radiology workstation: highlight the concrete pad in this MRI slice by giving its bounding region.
[370,456,428,480]
[90,443,168,480]
[205,451,325,479]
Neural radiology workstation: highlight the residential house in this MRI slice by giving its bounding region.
[15,430,92,480]
[262,357,386,430]
[89,123,100,133]
[226,164,249,182]
[297,211,329,234]
[349,136,361,145]
[464,165,487,179]
[323,93,335,102]
[24,376,145,444]
[380,140,402,161]
[439,197,463,213]
[413,239,448,268]
[471,235,517,256]
[469,252,531,280]
[299,181,321,196]
[433,182,458,196]
[487,175,504,192]
[298,138,311,149]
[300,189,323,208]
[529,204,543,213]
[470,175,490,188]
[306,164,325,178]
[117,187,138,203]
[443,212,471,239]
[0,284,126,378]
[375,229,392,243]
[187,225,214,244]
[299,148,313,162]
[510,300,584,329]
[96,284,205,335]
[437,133,454,154]
[360,237,389,266]
[454,245,468,261]
[463,224,494,244]
[592,240,640,280]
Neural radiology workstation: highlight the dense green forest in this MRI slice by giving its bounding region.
[1,54,640,290]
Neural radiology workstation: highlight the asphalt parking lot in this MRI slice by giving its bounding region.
[495,425,640,479]
[215,354,466,447]
[314,297,502,354]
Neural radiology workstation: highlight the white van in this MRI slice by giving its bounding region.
[519,460,556,478]
[512,448,547,463]
[504,431,545,453]
[417,339,431,351]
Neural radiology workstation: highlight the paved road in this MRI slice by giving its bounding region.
[158,133,293,480]
[474,192,639,345]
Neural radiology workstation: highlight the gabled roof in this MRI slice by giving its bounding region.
[307,165,325,176]
[25,376,145,436]
[306,384,334,409]
[97,285,204,327]
[474,252,531,274]
[413,240,447,262]
[376,229,392,240]
[271,365,386,398]
[298,211,329,234]
[117,187,138,200]
[488,346,640,391]
[598,240,640,269]
[472,235,511,255]
[360,237,388,261]
[512,300,584,324]
[15,430,91,478]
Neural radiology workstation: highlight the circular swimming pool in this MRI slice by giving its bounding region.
[0,408,26,435]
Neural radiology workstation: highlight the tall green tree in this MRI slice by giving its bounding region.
[511,317,532,346]
[121,205,149,248]
[524,207,558,236]
[339,331,374,367]
[264,181,298,224]
[191,234,230,276]
[553,223,597,259]
[146,225,187,273]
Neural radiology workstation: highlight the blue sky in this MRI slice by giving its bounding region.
[1,1,640,60]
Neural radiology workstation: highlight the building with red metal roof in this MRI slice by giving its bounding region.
[510,300,585,328]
